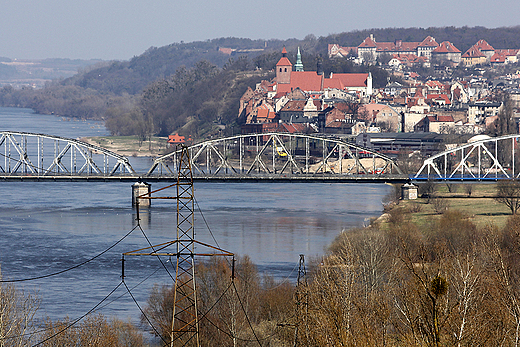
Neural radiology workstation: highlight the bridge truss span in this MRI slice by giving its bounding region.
[415,134,520,180]
[147,132,402,178]
[0,131,135,177]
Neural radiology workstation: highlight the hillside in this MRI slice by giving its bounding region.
[62,37,296,96]
[1,26,520,140]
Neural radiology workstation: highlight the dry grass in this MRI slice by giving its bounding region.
[395,183,512,230]
[81,136,169,157]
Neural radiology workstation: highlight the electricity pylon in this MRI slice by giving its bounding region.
[124,145,233,347]
[294,254,308,347]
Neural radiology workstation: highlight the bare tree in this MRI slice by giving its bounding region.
[495,180,520,215]
[0,271,40,346]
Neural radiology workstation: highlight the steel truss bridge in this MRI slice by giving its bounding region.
[6,131,518,183]
[0,131,404,182]
[0,131,134,179]
[415,134,520,181]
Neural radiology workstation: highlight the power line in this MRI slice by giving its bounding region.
[31,281,123,347]
[232,280,262,347]
[122,280,169,347]
[1,224,140,283]
[136,223,175,281]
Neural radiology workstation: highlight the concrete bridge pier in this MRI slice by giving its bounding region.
[132,182,151,207]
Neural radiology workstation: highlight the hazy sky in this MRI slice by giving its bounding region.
[1,0,519,60]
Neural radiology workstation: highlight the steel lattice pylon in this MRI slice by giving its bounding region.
[124,145,233,347]
[171,145,199,347]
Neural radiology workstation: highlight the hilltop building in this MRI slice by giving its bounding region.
[329,35,439,63]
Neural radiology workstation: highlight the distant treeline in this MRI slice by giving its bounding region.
[1,26,519,138]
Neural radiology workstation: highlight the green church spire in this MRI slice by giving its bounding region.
[295,47,304,72]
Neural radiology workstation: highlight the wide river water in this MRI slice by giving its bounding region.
[0,107,392,322]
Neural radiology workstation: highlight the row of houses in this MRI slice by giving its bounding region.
[329,36,520,67]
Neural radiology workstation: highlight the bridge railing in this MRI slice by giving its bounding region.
[0,131,135,177]
[146,133,402,178]
[414,134,520,180]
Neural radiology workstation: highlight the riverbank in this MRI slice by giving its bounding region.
[379,183,511,230]
[81,135,169,157]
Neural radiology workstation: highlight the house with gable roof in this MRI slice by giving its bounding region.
[431,41,461,64]
[373,105,402,132]
[357,35,378,62]
[328,44,358,59]
[355,35,438,63]
[462,45,487,66]
[278,98,322,123]
[490,50,520,66]
[496,49,519,64]
[417,36,439,58]
[474,39,495,61]
[414,115,455,133]
[248,102,277,124]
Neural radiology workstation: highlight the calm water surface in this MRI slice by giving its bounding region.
[0,107,392,322]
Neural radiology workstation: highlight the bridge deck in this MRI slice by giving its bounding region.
[0,174,410,183]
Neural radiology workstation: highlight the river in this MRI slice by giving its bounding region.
[0,107,392,322]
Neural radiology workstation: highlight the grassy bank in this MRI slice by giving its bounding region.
[385,183,512,230]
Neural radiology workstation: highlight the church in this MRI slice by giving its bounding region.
[239,47,373,131]
[272,47,373,98]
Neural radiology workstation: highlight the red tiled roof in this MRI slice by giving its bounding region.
[328,44,357,57]
[433,41,461,53]
[324,73,368,89]
[491,53,506,63]
[425,80,445,89]
[273,91,288,99]
[276,71,323,94]
[256,104,276,120]
[377,41,420,52]
[496,49,519,56]
[474,39,494,51]
[427,115,454,122]
[168,133,185,144]
[462,45,486,58]
[276,57,292,67]
[280,100,307,112]
[426,94,451,105]
[281,123,308,133]
[359,36,377,48]
[418,36,439,48]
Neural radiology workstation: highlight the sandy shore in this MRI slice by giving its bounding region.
[80,136,170,157]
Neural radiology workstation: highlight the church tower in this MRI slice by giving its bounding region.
[294,47,304,72]
[276,47,292,84]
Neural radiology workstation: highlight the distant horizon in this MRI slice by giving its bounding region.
[1,24,520,62]
[1,0,519,60]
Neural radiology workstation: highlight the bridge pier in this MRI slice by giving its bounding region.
[132,182,151,207]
